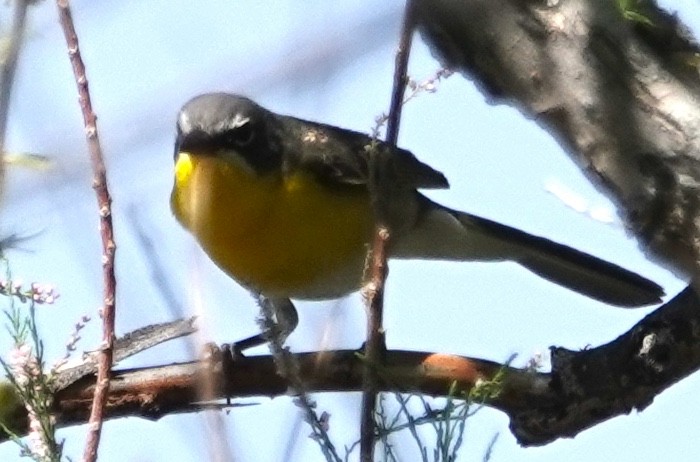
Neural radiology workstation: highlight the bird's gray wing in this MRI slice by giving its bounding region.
[281,115,449,190]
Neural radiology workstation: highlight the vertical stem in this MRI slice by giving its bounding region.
[55,2,117,461]
[360,2,416,461]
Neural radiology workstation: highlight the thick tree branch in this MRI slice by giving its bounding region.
[411,0,700,444]
[415,0,700,281]
[513,285,700,445]
[0,287,695,446]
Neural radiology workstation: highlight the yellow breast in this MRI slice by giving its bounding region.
[170,152,374,299]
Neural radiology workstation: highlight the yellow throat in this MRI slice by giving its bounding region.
[170,152,374,299]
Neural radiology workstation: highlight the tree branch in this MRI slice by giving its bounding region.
[56,1,117,460]
[361,2,417,460]
[0,287,693,445]
[415,0,700,281]
[412,0,700,443]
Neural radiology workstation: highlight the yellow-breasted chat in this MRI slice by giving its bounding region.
[170,93,663,341]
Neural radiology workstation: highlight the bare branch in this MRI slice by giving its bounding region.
[0,287,693,446]
[55,1,117,460]
[361,2,418,460]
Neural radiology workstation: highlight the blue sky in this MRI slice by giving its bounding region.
[0,1,697,460]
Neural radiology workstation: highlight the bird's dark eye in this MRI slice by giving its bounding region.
[225,122,254,147]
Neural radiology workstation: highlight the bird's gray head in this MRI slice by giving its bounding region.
[174,93,282,173]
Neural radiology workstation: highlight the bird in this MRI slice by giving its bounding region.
[170,93,663,314]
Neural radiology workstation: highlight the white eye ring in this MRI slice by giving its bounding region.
[222,114,254,146]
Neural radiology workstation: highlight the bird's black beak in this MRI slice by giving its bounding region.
[173,132,183,161]
[174,130,214,161]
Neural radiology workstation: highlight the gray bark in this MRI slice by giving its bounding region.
[415,0,700,445]
[416,0,700,280]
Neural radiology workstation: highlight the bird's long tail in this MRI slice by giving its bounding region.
[391,197,664,307]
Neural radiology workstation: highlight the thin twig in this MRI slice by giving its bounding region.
[257,295,341,462]
[0,0,31,196]
[55,2,117,461]
[360,2,417,461]
[384,8,415,148]
[52,318,197,392]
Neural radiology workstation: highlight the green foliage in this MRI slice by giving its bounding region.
[364,372,505,462]
[616,0,654,27]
